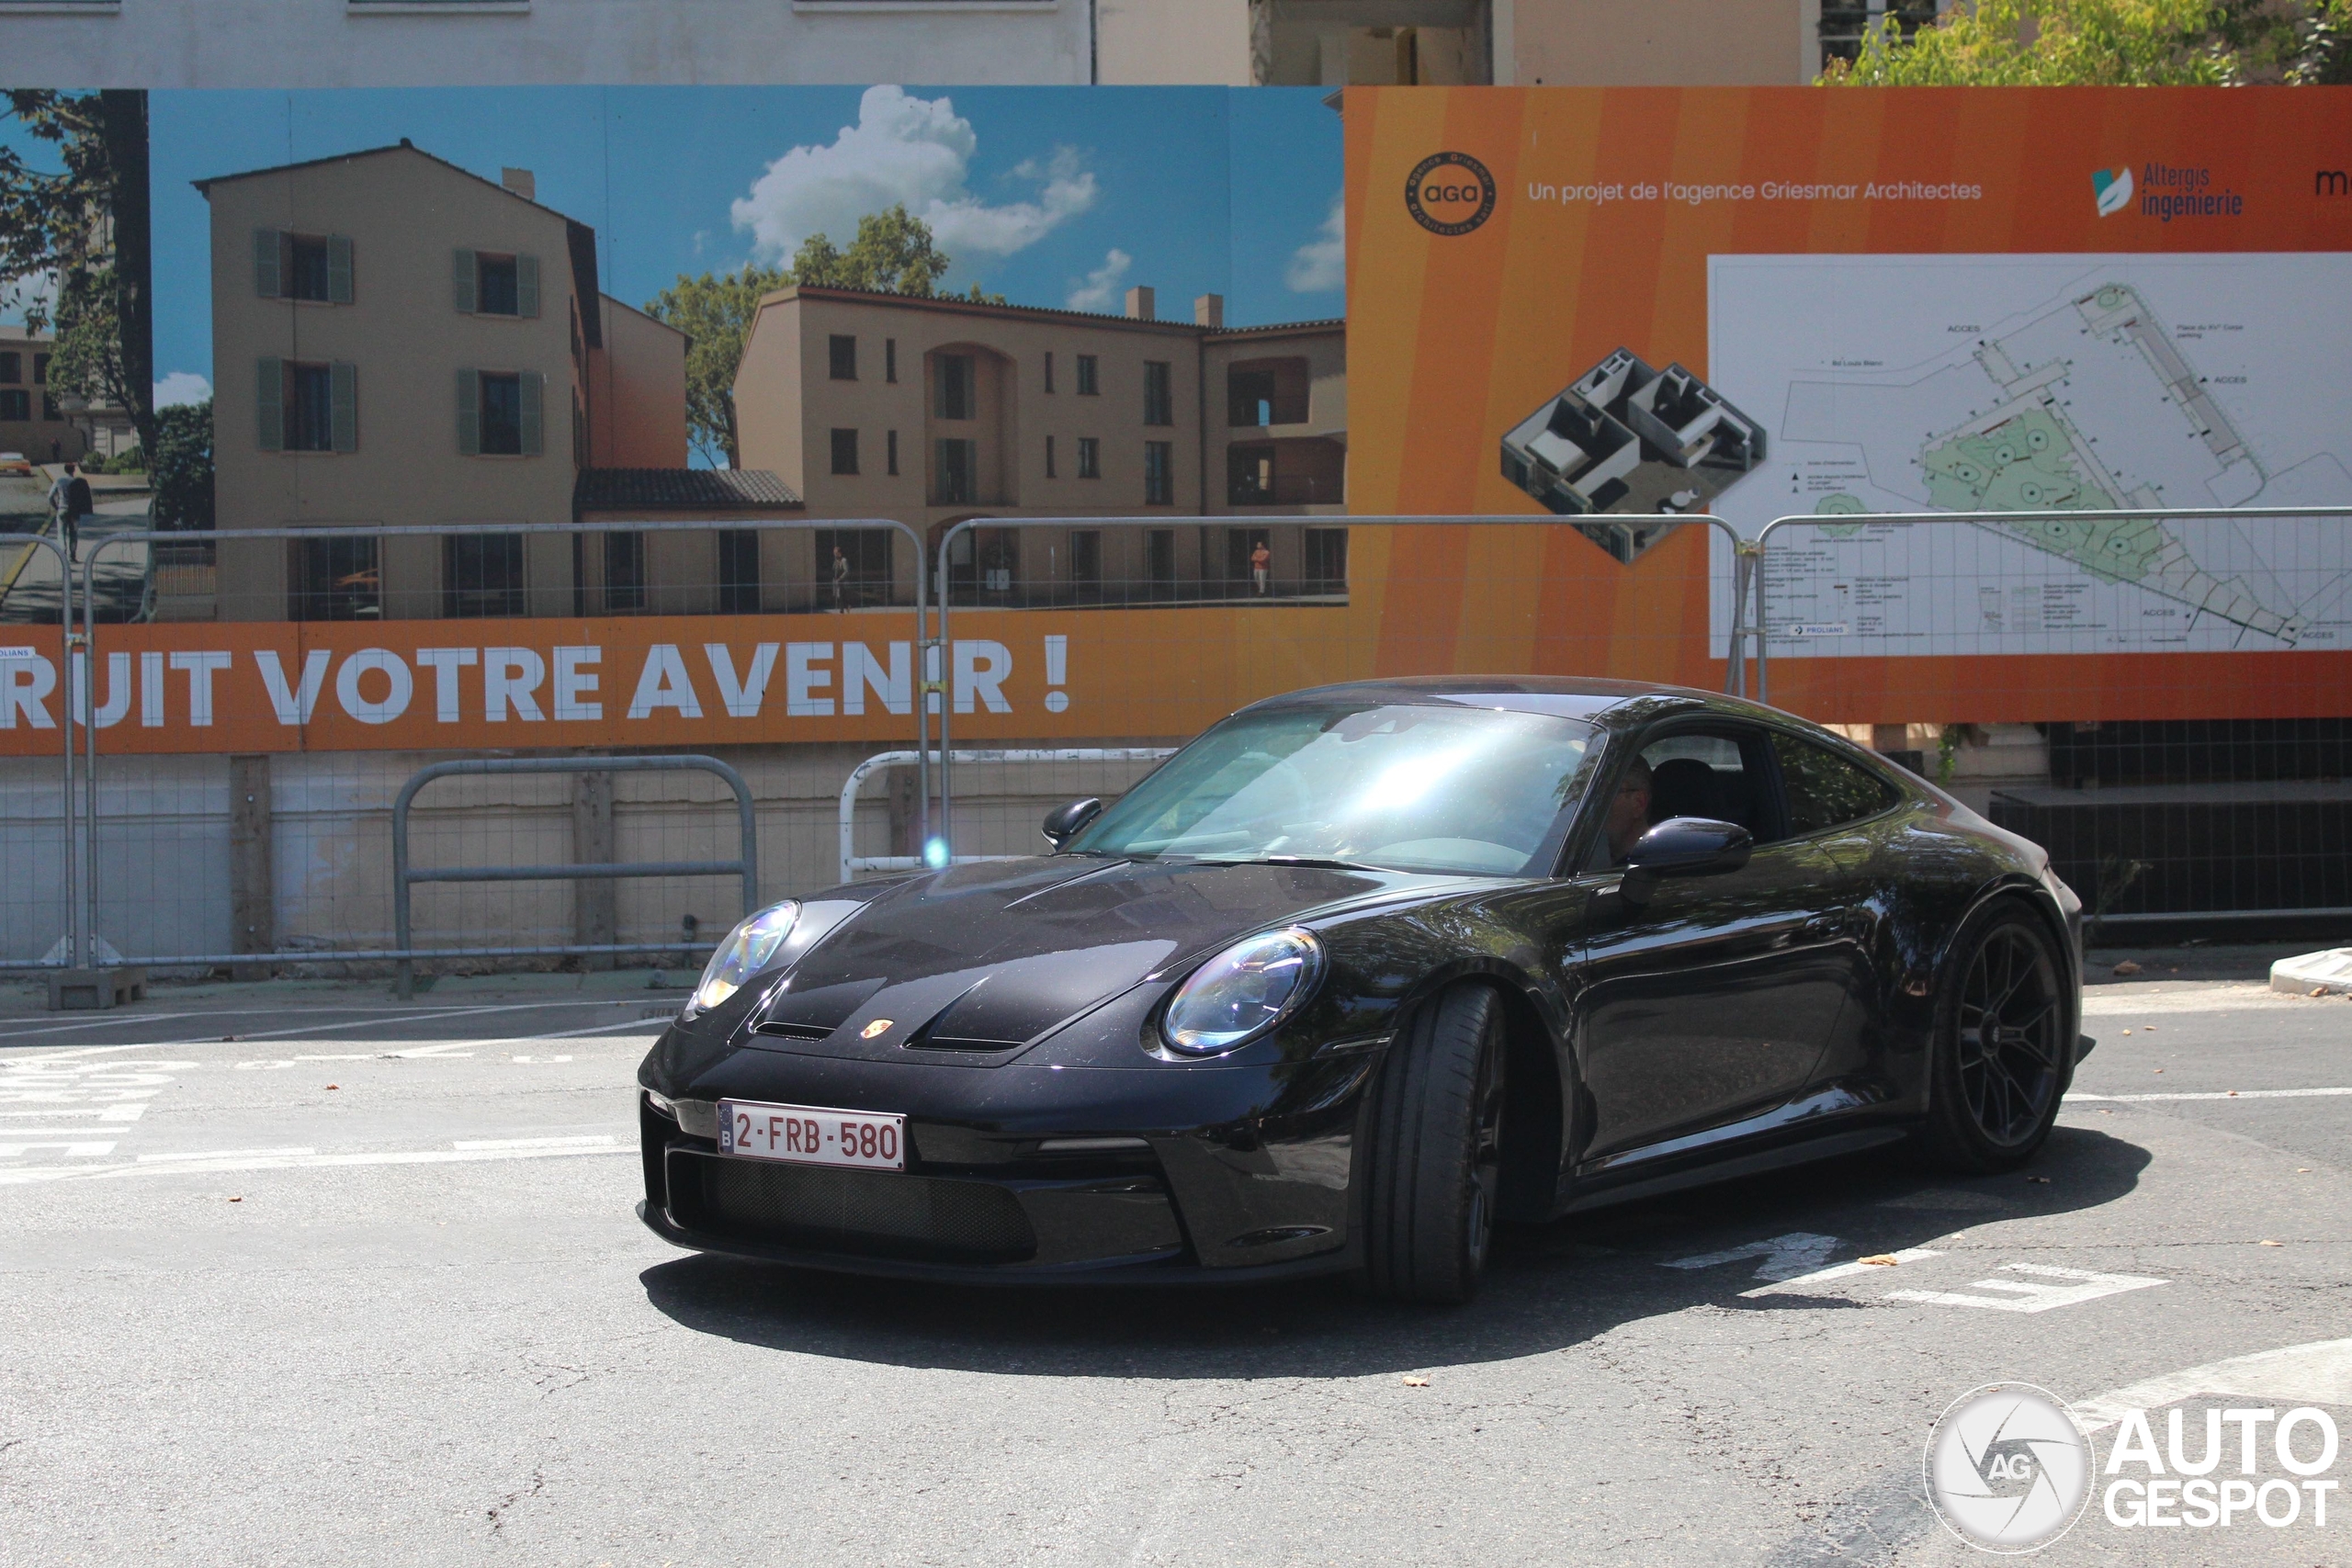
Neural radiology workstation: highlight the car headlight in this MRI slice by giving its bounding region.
[688,901,800,1017]
[1161,928,1324,1055]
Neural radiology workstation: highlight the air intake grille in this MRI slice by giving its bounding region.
[675,1153,1037,1264]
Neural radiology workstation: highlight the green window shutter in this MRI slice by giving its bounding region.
[519,371,544,457]
[516,254,540,320]
[457,368,480,457]
[452,248,477,313]
[330,362,357,453]
[326,236,354,304]
[253,229,281,298]
[255,357,283,451]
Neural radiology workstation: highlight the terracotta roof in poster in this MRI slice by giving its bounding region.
[776,286,1342,340]
[573,468,803,512]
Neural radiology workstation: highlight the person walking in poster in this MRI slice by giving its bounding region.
[831,544,850,612]
[1250,538,1271,596]
[49,461,94,552]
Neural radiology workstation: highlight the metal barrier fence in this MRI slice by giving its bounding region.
[840,748,1176,884]
[4,503,2349,983]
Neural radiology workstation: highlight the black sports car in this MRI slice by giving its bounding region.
[638,677,2086,1303]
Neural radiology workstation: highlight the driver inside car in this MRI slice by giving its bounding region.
[1603,757,1653,864]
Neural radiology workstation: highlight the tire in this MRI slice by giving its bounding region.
[1914,903,2071,1174]
[1359,983,1509,1305]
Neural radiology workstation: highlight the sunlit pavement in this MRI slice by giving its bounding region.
[1,961,2346,1565]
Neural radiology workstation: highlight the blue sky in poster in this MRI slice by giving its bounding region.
[142,85,1344,421]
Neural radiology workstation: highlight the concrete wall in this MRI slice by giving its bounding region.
[1098,0,1251,83]
[0,743,1171,970]
[0,0,1092,87]
[1512,0,1810,86]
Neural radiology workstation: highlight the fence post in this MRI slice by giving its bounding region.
[571,767,617,970]
[228,755,273,981]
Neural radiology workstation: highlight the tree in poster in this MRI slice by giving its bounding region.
[1819,0,2351,84]
[648,204,1004,468]
[151,399,214,531]
[0,90,153,456]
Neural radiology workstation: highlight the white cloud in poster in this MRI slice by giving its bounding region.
[154,372,211,409]
[1066,248,1132,312]
[731,86,1096,265]
[1286,194,1344,294]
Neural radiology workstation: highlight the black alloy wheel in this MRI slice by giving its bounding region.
[1361,983,1510,1304]
[1917,907,2068,1173]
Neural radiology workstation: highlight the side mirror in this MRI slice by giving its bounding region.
[1619,817,1752,907]
[1040,796,1103,851]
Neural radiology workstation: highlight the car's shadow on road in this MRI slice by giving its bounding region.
[639,1124,2152,1379]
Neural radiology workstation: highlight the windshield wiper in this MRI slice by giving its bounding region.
[1194,854,1387,872]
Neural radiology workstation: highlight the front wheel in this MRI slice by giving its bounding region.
[1915,905,2071,1173]
[1359,983,1509,1304]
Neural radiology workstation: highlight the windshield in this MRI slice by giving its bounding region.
[1068,703,1598,875]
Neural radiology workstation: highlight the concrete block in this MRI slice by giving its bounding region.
[46,967,148,1011]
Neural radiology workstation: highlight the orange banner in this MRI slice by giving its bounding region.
[1345,86,2352,723]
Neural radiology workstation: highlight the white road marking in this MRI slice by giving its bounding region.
[1739,1247,1946,1298]
[451,1135,617,1151]
[0,1058,194,1160]
[2075,1339,2352,1431]
[2071,1087,2352,1102]
[135,1146,314,1163]
[0,1139,634,1186]
[0,1140,114,1157]
[22,1003,663,1060]
[1886,1261,2166,1314]
[229,1018,660,1072]
[1662,1231,1845,1283]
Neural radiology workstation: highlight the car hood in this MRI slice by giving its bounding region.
[735,854,1472,1064]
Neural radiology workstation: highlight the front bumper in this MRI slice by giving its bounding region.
[636,1043,1380,1281]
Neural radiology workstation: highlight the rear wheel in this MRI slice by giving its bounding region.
[1360,983,1509,1304]
[1916,906,2069,1173]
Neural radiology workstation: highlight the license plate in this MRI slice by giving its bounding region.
[717,1099,906,1171]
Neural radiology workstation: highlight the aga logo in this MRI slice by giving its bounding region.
[2092,165,2135,218]
[1926,1382,2094,1552]
[1405,151,1498,236]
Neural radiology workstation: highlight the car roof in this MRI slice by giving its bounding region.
[1238,675,1788,728]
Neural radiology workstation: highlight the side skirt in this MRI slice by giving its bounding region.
[1554,1126,1907,1216]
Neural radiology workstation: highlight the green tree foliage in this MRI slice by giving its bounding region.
[151,399,214,532]
[647,205,1002,468]
[1817,0,2352,83]
[0,91,153,455]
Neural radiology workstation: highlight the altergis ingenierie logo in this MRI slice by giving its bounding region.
[2092,165,2134,217]
[1925,1383,2094,1552]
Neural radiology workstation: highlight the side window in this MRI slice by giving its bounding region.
[1585,727,1763,872]
[1772,734,1899,837]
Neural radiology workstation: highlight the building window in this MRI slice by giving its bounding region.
[480,372,524,455]
[1045,434,1057,479]
[458,368,543,457]
[40,394,58,423]
[829,334,857,381]
[887,429,899,476]
[0,352,17,383]
[1147,528,1175,593]
[1305,527,1350,593]
[831,427,859,476]
[454,248,538,318]
[1070,528,1101,591]
[254,230,353,304]
[604,532,645,614]
[816,528,892,610]
[30,354,47,385]
[937,354,976,421]
[1143,360,1173,426]
[1144,440,1174,505]
[1076,354,1099,396]
[0,390,28,422]
[718,530,760,615]
[478,254,520,315]
[257,359,356,455]
[291,536,379,622]
[936,438,977,505]
[885,338,898,384]
[1044,351,1055,394]
[1225,526,1271,585]
[444,534,526,618]
[1076,436,1100,479]
[1228,444,1275,505]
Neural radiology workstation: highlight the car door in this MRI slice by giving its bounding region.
[1570,722,1867,1166]
[1765,729,1908,1096]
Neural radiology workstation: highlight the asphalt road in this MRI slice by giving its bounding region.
[2,968,2347,1566]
